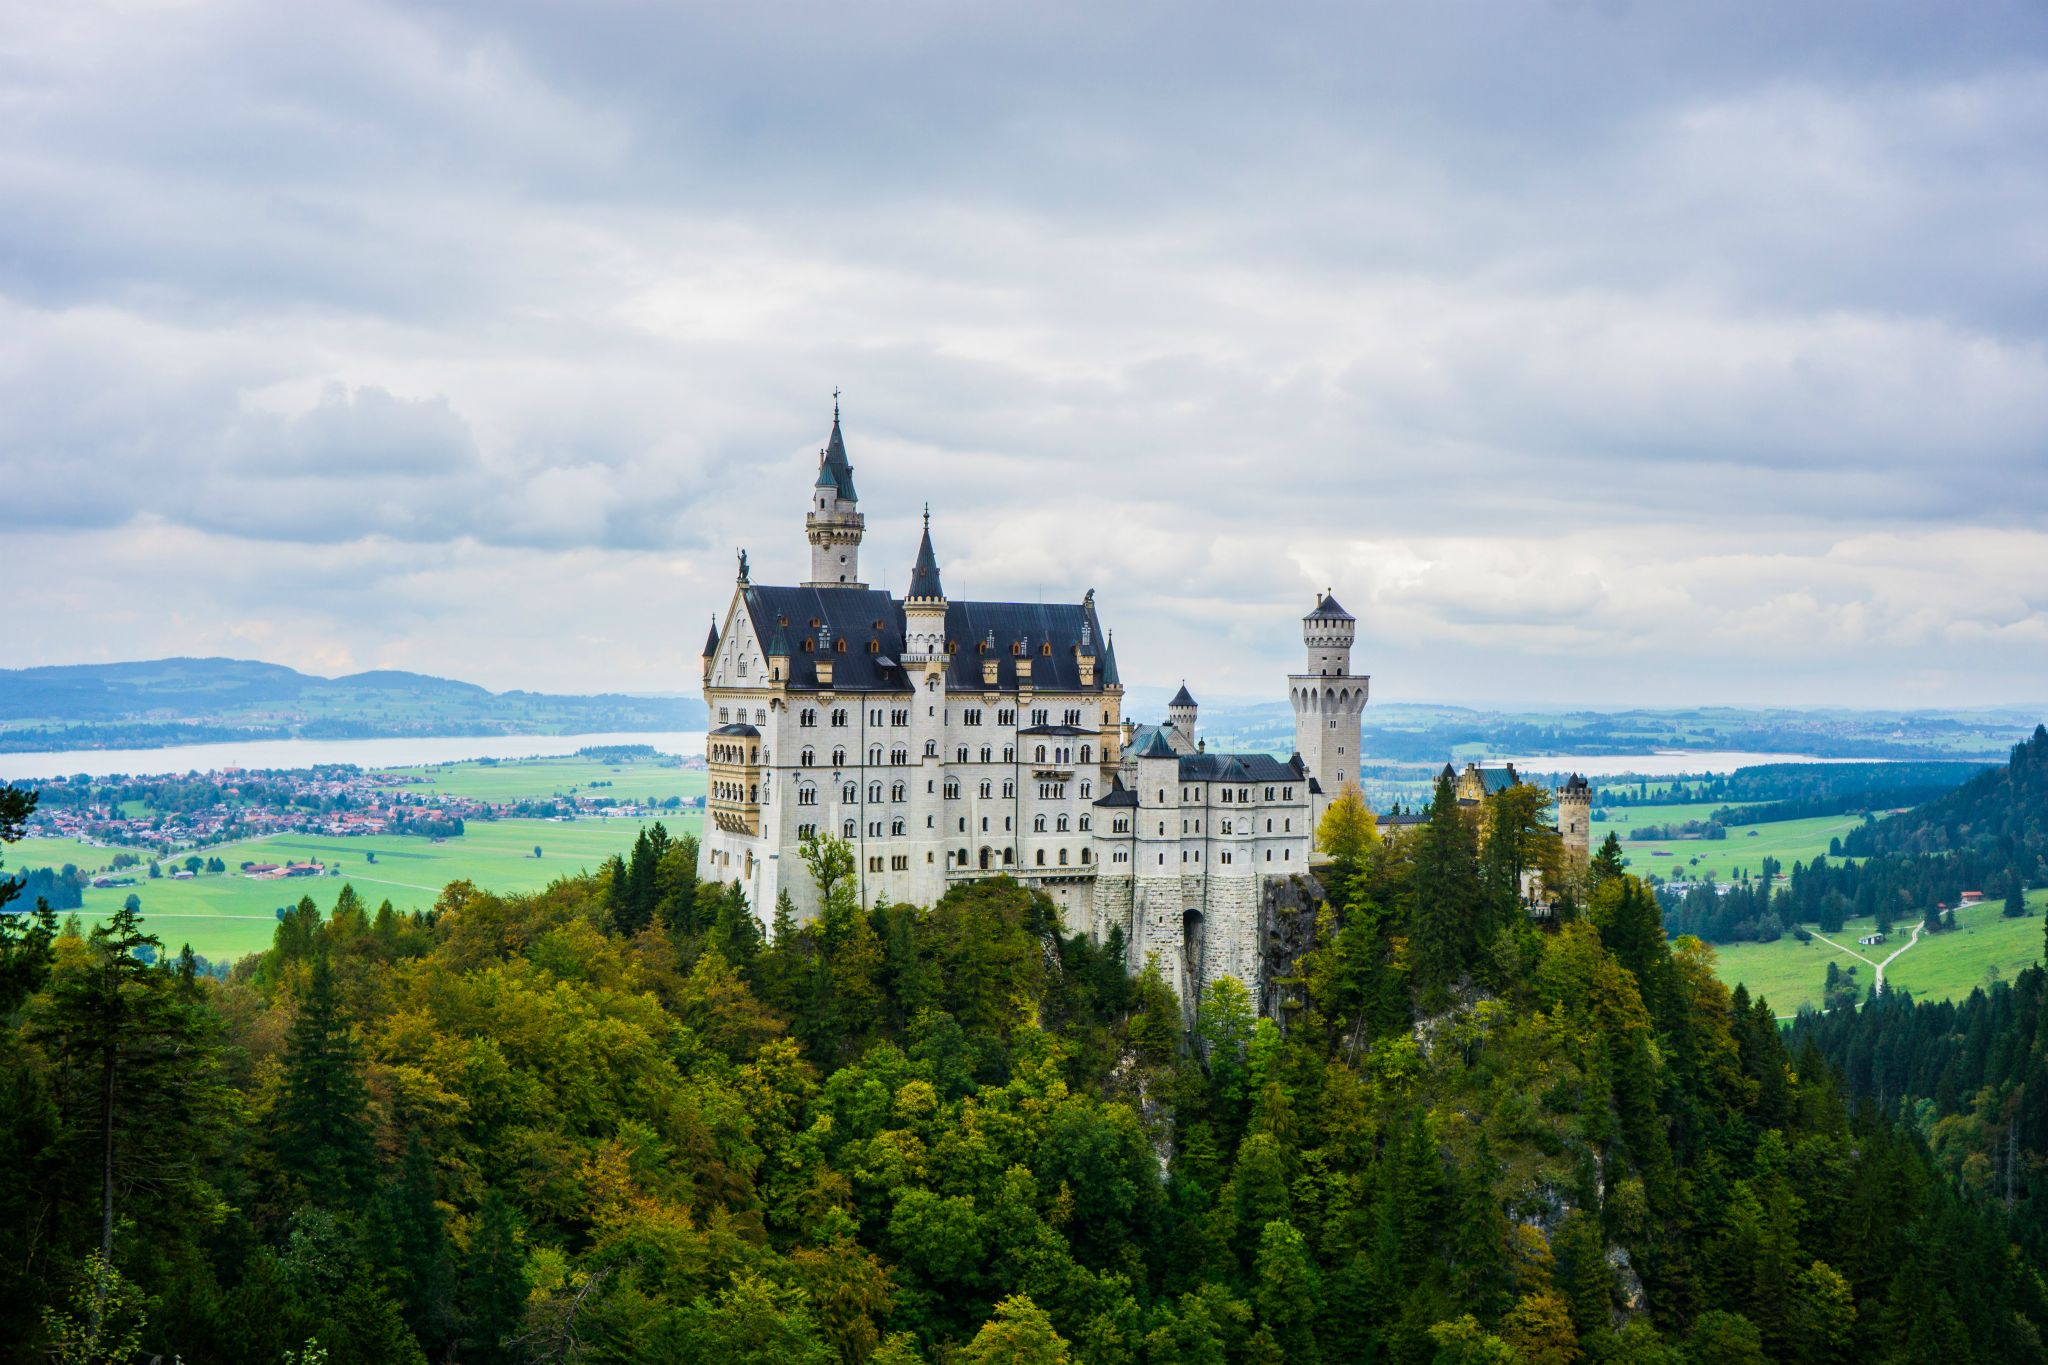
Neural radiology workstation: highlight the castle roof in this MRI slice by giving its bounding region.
[702,618,720,658]
[1093,775,1140,807]
[1133,728,1180,759]
[907,509,944,600]
[709,722,760,738]
[815,409,858,501]
[1308,592,1355,622]
[1169,683,1196,709]
[1562,773,1590,793]
[736,584,1114,695]
[1177,751,1303,784]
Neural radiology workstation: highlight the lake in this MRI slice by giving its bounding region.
[1496,751,1872,778]
[0,731,709,782]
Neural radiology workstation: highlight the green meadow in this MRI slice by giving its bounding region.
[36,815,703,963]
[1705,890,2044,1016]
[1602,808,1865,882]
[373,754,706,806]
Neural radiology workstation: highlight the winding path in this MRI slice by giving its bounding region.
[1809,919,1926,995]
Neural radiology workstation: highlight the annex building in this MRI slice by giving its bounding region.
[698,407,1578,1003]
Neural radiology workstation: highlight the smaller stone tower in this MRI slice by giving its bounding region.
[1167,683,1198,753]
[902,506,947,663]
[1555,773,1591,861]
[804,397,866,588]
[1289,592,1368,836]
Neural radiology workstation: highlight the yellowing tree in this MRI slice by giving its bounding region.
[1317,781,1379,863]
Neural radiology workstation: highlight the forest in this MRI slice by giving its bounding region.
[0,771,2044,1363]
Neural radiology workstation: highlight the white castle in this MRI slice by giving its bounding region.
[698,407,1368,1003]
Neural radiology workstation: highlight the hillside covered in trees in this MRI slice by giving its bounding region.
[1,774,2045,1363]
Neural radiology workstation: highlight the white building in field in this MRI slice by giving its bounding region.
[699,405,1369,1002]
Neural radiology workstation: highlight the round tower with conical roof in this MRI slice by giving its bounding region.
[805,396,866,587]
[1289,591,1369,838]
[1167,683,1198,753]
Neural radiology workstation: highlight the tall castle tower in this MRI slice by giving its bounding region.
[1555,773,1592,861]
[804,399,866,588]
[1289,592,1368,835]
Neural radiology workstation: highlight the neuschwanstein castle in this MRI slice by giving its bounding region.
[699,407,1587,1004]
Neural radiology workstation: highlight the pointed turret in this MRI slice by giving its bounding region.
[907,505,944,601]
[804,393,866,587]
[702,618,721,659]
[819,401,857,502]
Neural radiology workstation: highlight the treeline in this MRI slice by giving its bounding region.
[1,776,2046,1362]
[1599,760,1987,810]
[1844,726,2048,877]
[1791,953,2048,1263]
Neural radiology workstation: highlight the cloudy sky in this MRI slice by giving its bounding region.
[5,1,2046,709]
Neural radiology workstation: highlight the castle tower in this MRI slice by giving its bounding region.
[1289,592,1368,837]
[902,506,947,662]
[804,398,866,588]
[1555,773,1591,861]
[701,617,719,683]
[1167,683,1198,753]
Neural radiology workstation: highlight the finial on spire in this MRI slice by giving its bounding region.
[833,386,841,422]
[922,502,929,532]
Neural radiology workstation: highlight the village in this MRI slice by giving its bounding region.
[19,761,704,859]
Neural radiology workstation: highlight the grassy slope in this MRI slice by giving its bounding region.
[1707,890,2045,1016]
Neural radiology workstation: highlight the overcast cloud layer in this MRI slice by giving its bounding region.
[4,1,2045,708]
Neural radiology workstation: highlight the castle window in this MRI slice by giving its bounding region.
[945,779,960,799]
[869,745,883,764]
[843,819,856,838]
[832,709,848,727]
[1264,786,1273,800]
[1283,786,1293,800]
[1284,819,1291,832]
[1079,781,1091,799]
[1036,849,1046,866]
[890,781,906,802]
[1064,709,1081,726]
[797,785,816,807]
[869,821,882,837]
[738,659,748,676]
[891,819,906,837]
[1034,815,1047,832]
[800,708,817,728]
[835,638,847,653]
[1003,849,1014,865]
[1035,745,1047,763]
[957,746,969,762]
[1081,848,1091,864]
[925,740,938,757]
[890,747,908,765]
[979,780,992,799]
[843,782,857,802]
[719,708,729,723]
[868,782,882,802]
[800,747,815,767]
[891,709,909,726]
[1002,780,1015,798]
[869,709,883,726]
[1221,851,1232,865]
[1058,847,1068,864]
[980,746,993,763]
[798,823,817,840]
[1003,746,1015,762]
[1056,815,1069,832]
[1221,820,1232,835]
[802,639,814,653]
[832,747,846,766]
[1222,788,1231,803]
[1080,745,1091,763]
[997,709,1015,726]
[958,817,966,831]
[965,708,982,725]
[1080,814,1091,831]
[1266,818,1272,832]
[868,639,879,653]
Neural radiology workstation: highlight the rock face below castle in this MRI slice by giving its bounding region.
[699,405,1564,1010]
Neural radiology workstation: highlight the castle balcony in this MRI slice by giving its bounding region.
[708,722,763,837]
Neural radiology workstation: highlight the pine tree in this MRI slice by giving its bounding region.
[273,951,376,1206]
[1408,773,1480,1009]
[370,1132,456,1356]
[462,1189,528,1365]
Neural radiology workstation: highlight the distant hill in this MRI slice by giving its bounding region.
[1843,722,2048,880]
[0,657,706,752]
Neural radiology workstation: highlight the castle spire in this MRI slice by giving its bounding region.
[908,503,944,600]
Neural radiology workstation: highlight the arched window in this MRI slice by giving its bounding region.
[1079,781,1091,799]
[1081,848,1092,864]
[1079,814,1091,831]
[890,747,908,765]
[842,782,857,803]
[831,746,846,766]
[1003,746,1015,762]
[869,745,883,765]
[944,779,960,799]
[925,740,937,757]
[1002,780,1015,798]
[890,818,906,836]
[1033,814,1047,832]
[800,708,817,728]
[1035,849,1046,866]
[797,785,817,807]
[980,745,993,763]
[1003,849,1014,865]
[956,746,969,762]
[800,747,815,767]
[979,780,993,799]
[1035,745,1047,762]
[1079,745,1091,763]
[1056,814,1069,832]
[1058,847,1068,865]
[842,819,856,838]
[868,782,883,802]
[831,708,848,727]
[891,782,906,802]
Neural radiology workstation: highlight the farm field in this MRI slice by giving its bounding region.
[374,754,704,805]
[1705,889,2044,1016]
[23,813,702,964]
[1609,811,1864,883]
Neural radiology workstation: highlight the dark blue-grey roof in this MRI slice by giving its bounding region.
[1474,764,1521,795]
[1020,724,1093,737]
[1133,728,1179,759]
[1308,592,1354,622]
[1169,683,1196,708]
[1093,775,1139,807]
[710,722,760,737]
[739,585,1115,695]
[1178,752,1305,784]
[703,618,720,658]
[816,411,857,501]
[908,513,944,600]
